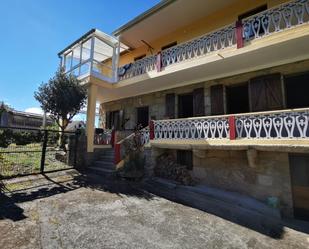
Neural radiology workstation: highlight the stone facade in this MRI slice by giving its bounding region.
[191,150,293,217]
[99,60,309,218]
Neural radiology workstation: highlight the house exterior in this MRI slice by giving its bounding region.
[0,109,53,129]
[59,0,309,220]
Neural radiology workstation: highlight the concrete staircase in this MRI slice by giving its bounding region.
[88,149,116,177]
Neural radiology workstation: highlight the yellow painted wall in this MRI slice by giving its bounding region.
[119,0,289,66]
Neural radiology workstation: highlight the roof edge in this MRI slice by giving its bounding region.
[112,0,177,36]
[58,28,96,57]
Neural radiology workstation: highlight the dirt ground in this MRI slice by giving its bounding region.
[0,170,309,249]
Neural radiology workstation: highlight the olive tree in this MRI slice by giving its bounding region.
[34,68,87,150]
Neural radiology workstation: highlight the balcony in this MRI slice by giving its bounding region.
[59,0,309,103]
[150,108,309,152]
[118,0,309,81]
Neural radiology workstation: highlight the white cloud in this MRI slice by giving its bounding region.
[24,107,44,115]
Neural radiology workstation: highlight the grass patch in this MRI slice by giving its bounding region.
[0,144,71,177]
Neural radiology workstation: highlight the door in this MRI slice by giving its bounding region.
[137,106,149,128]
[165,93,175,119]
[249,73,283,112]
[178,94,193,118]
[211,85,225,115]
[289,154,309,221]
[193,88,205,117]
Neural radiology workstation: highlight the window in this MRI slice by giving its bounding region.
[178,94,193,118]
[106,110,124,130]
[177,150,193,170]
[238,5,268,39]
[238,5,267,20]
[161,41,177,51]
[134,54,146,61]
[285,72,309,109]
[137,106,149,128]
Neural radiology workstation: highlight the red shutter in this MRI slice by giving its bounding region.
[193,88,205,117]
[211,85,224,115]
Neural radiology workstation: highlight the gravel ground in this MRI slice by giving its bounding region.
[0,172,309,249]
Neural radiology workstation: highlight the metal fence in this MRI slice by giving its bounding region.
[0,126,79,178]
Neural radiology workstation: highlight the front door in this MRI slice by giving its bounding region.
[137,106,149,128]
[178,94,193,118]
[289,154,309,221]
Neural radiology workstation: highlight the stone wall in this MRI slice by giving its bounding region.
[192,150,293,217]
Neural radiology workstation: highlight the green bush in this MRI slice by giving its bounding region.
[0,129,13,148]
[13,131,37,145]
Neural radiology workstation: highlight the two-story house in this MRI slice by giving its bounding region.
[59,0,309,220]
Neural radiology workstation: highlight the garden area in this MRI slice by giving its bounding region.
[0,128,76,178]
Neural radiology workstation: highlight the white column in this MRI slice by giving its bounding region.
[86,83,98,153]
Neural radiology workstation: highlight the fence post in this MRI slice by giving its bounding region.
[114,143,121,165]
[40,130,48,173]
[74,130,79,167]
[236,20,244,49]
[149,120,154,140]
[229,116,236,140]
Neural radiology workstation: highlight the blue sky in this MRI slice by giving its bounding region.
[0,0,160,114]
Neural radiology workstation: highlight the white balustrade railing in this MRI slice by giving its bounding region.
[161,25,236,67]
[140,127,150,145]
[154,118,230,140]
[94,129,112,145]
[242,0,309,41]
[235,109,309,139]
[152,109,309,141]
[118,55,157,80]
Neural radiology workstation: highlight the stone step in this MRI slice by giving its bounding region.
[93,161,115,170]
[143,177,283,237]
[88,166,115,177]
[99,156,115,162]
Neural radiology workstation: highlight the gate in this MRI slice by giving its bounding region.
[0,126,79,178]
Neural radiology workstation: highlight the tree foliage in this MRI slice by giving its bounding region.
[34,68,87,132]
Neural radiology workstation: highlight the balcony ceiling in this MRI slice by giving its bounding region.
[114,0,238,48]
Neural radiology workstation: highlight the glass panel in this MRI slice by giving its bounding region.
[64,52,73,72]
[80,62,90,76]
[81,39,91,62]
[72,68,79,77]
[72,45,81,68]
[93,37,113,62]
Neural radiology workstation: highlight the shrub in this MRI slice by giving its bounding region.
[13,131,36,145]
[0,129,13,148]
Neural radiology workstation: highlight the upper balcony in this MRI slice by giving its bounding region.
[58,29,129,84]
[59,0,309,99]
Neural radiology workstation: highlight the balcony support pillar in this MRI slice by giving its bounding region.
[86,83,97,153]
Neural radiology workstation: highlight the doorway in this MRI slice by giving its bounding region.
[137,106,149,128]
[289,154,309,221]
[178,94,193,118]
[226,83,249,114]
[285,72,309,109]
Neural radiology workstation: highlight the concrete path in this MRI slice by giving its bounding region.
[0,171,309,249]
